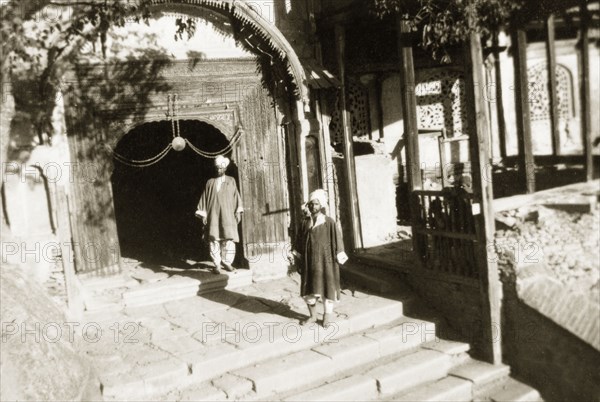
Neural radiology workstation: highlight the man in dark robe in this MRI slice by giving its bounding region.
[293,189,348,327]
[196,155,243,274]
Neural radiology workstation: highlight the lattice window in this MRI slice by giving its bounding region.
[329,81,370,144]
[556,65,574,121]
[415,70,468,137]
[527,63,574,122]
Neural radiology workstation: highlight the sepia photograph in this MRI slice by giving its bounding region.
[1,0,599,401]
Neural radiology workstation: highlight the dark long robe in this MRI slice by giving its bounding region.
[197,175,243,242]
[296,215,345,301]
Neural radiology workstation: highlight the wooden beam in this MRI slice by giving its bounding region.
[55,183,83,317]
[464,30,503,366]
[492,34,508,159]
[397,18,423,265]
[376,75,386,140]
[397,19,422,192]
[579,0,593,181]
[512,29,536,194]
[315,93,338,222]
[334,24,363,250]
[546,14,561,156]
[296,101,310,203]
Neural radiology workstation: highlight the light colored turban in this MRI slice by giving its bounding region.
[215,155,230,168]
[308,189,328,210]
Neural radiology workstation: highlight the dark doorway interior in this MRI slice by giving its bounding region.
[111,120,234,264]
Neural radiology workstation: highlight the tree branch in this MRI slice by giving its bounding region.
[47,1,98,6]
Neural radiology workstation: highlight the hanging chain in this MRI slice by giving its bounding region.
[108,143,173,167]
[185,127,244,158]
[174,93,181,138]
[168,94,174,138]
[109,93,244,166]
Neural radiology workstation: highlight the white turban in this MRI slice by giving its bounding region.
[215,155,230,169]
[308,189,328,210]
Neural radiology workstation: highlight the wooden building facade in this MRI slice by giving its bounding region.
[56,0,340,282]
[8,0,595,366]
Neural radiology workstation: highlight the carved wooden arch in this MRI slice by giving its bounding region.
[105,115,238,176]
[147,0,310,107]
[103,102,241,149]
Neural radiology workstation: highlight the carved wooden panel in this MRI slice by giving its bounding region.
[415,69,468,138]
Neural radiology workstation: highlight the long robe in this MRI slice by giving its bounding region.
[296,215,345,301]
[197,175,243,243]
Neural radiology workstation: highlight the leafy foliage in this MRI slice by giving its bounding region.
[1,0,196,140]
[370,0,523,62]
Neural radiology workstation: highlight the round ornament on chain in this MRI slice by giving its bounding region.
[172,136,186,151]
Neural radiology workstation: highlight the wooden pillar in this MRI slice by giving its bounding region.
[334,24,362,251]
[397,18,422,261]
[397,18,421,191]
[464,31,502,365]
[295,100,310,203]
[580,0,593,181]
[546,14,561,156]
[284,112,303,237]
[376,75,386,141]
[55,184,83,317]
[512,29,536,193]
[493,34,508,159]
[316,93,338,221]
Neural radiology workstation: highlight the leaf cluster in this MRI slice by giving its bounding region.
[370,0,523,62]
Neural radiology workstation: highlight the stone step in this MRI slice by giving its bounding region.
[121,270,253,308]
[351,245,416,274]
[365,349,453,397]
[393,376,473,402]
[83,292,124,312]
[450,359,511,393]
[100,296,406,400]
[83,269,254,313]
[483,377,542,402]
[283,346,455,402]
[235,318,436,399]
[284,373,379,401]
[80,274,135,293]
[379,345,508,402]
[340,262,401,294]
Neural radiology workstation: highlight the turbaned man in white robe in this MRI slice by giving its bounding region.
[196,155,243,274]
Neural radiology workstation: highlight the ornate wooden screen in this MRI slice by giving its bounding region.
[412,68,479,279]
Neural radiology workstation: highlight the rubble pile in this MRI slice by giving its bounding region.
[496,205,600,304]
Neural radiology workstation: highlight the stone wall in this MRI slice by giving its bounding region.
[501,269,600,401]
[0,264,100,401]
[495,200,600,402]
[401,270,485,352]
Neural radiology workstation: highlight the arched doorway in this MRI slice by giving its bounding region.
[111,119,239,265]
[61,1,313,277]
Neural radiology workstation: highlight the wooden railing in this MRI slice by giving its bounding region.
[412,189,479,278]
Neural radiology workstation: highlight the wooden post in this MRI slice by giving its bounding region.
[316,93,338,221]
[579,0,593,181]
[295,100,310,203]
[55,184,83,317]
[512,29,536,193]
[397,18,423,261]
[493,34,508,159]
[334,23,363,251]
[464,31,502,365]
[376,75,386,141]
[546,14,561,156]
[397,18,422,192]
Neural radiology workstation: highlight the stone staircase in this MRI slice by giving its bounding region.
[78,263,253,315]
[78,275,541,401]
